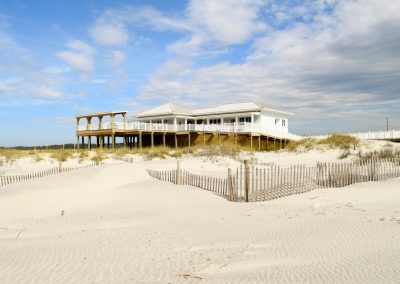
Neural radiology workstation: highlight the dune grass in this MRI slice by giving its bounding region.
[287,134,360,152]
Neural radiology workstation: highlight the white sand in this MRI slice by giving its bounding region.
[1,152,400,283]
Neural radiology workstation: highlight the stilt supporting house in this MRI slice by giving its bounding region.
[75,102,298,150]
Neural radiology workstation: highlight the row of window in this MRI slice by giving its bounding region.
[146,117,286,126]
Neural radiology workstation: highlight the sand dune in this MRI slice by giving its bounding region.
[1,157,400,283]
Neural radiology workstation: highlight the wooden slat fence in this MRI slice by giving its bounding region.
[147,168,229,197]
[147,157,400,202]
[0,162,105,188]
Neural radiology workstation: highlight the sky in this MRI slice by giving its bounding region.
[0,0,399,146]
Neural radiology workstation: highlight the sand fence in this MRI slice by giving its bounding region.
[0,162,104,188]
[147,157,400,202]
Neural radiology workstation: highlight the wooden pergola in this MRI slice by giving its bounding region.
[76,111,127,149]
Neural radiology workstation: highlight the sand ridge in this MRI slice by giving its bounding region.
[0,157,400,283]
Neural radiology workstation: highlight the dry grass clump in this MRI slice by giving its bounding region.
[321,134,359,150]
[287,134,359,152]
[0,148,29,162]
[358,143,400,160]
[50,150,74,163]
[287,138,317,152]
[91,150,105,165]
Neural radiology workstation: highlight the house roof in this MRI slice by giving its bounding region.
[135,101,292,118]
[192,101,292,116]
[136,103,192,117]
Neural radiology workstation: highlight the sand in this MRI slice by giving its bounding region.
[1,149,400,283]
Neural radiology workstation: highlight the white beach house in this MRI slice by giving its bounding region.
[76,101,299,149]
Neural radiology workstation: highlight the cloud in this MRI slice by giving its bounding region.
[187,0,266,45]
[57,40,94,73]
[139,0,400,134]
[0,18,67,104]
[106,50,125,68]
[89,21,129,46]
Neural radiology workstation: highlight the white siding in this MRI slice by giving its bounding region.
[259,111,289,133]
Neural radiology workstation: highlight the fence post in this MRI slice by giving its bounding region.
[228,168,235,202]
[176,160,181,185]
[244,160,249,202]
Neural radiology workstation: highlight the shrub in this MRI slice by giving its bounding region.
[337,149,351,159]
[319,134,359,150]
[91,150,105,165]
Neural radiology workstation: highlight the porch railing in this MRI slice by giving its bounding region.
[77,121,301,140]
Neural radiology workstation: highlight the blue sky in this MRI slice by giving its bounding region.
[0,0,399,146]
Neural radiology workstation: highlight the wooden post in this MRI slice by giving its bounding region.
[258,136,261,151]
[250,135,253,150]
[175,134,178,148]
[228,168,234,202]
[188,133,191,147]
[203,132,206,145]
[112,134,115,149]
[176,160,181,185]
[81,136,84,149]
[88,136,92,150]
[151,132,154,148]
[139,132,142,149]
[76,136,80,150]
[235,134,238,147]
[244,160,249,202]
[163,133,166,147]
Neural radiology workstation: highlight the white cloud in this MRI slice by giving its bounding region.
[187,0,266,45]
[57,40,94,73]
[106,50,125,68]
[89,22,129,46]
[139,0,400,134]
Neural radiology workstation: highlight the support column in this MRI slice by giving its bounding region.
[123,136,127,148]
[258,136,261,151]
[163,133,166,147]
[112,134,115,149]
[151,132,154,148]
[88,136,92,150]
[273,138,276,150]
[139,132,142,149]
[188,133,191,147]
[203,133,206,145]
[280,139,282,150]
[175,134,178,148]
[250,134,253,150]
[77,136,80,150]
[235,134,238,147]
[100,136,104,148]
[81,136,85,149]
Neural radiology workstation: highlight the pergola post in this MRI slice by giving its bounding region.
[123,113,126,130]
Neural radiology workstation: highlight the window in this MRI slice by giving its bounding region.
[275,118,279,125]
[282,119,286,126]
